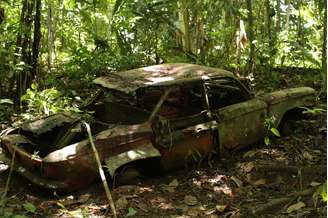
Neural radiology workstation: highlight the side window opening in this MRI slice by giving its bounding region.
[138,83,204,119]
[206,77,250,109]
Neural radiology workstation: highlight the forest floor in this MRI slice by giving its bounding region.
[0,69,326,218]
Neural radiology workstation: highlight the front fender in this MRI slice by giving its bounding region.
[259,87,315,126]
[104,140,161,176]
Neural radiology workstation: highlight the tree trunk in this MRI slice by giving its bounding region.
[32,0,41,83]
[236,18,242,73]
[47,0,54,71]
[178,0,191,53]
[195,0,205,63]
[275,0,280,32]
[322,0,327,91]
[247,0,255,75]
[285,0,291,32]
[15,0,41,109]
[0,7,4,25]
[297,0,304,45]
[16,0,34,108]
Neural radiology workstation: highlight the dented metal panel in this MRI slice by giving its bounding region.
[259,87,315,127]
[158,121,215,170]
[216,99,267,152]
[0,153,70,190]
[259,87,315,105]
[93,63,233,93]
[21,112,80,136]
[105,141,161,176]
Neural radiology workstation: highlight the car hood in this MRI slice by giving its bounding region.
[258,87,315,105]
[42,122,154,163]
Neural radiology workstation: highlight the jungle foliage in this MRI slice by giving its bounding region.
[0,0,326,105]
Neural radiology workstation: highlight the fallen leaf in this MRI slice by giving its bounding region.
[243,162,255,173]
[286,201,306,213]
[162,186,175,193]
[59,195,75,206]
[169,179,179,187]
[22,203,36,214]
[187,207,199,217]
[126,207,137,217]
[310,181,321,187]
[0,163,8,173]
[78,194,91,203]
[204,208,216,215]
[201,183,213,190]
[231,176,243,187]
[137,202,149,213]
[243,150,257,158]
[216,205,227,213]
[184,195,198,206]
[176,204,189,212]
[116,197,128,210]
[303,151,314,160]
[68,209,85,217]
[253,179,266,186]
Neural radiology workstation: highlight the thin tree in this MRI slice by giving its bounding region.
[47,0,54,71]
[322,0,327,91]
[178,0,191,53]
[247,0,255,75]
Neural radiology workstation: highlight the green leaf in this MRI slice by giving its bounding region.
[13,215,28,218]
[31,83,37,90]
[126,207,137,217]
[0,99,14,104]
[264,136,270,146]
[113,0,127,17]
[270,128,281,137]
[321,181,327,202]
[22,202,36,214]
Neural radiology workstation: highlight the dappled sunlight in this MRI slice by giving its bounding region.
[145,76,174,84]
[94,63,232,93]
[257,148,288,162]
[127,150,145,159]
[213,184,233,197]
[150,196,174,210]
[191,173,233,197]
[43,143,80,162]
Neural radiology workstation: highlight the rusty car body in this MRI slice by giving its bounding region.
[0,63,315,190]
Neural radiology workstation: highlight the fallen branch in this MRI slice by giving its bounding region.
[255,164,326,175]
[252,187,316,215]
[147,88,172,123]
[83,122,117,218]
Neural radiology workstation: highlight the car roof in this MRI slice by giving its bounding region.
[93,63,234,94]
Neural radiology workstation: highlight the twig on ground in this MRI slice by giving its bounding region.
[255,164,325,175]
[252,187,316,215]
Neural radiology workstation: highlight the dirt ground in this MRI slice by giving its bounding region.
[0,71,327,218]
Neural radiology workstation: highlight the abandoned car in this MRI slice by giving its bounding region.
[0,63,315,190]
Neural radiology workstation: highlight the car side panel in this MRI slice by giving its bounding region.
[259,87,315,127]
[157,121,216,170]
[215,99,267,153]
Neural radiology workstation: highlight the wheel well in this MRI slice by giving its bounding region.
[278,107,307,133]
[114,157,163,177]
[280,107,307,123]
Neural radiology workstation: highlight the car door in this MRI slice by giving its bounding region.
[206,77,267,154]
[140,82,217,170]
